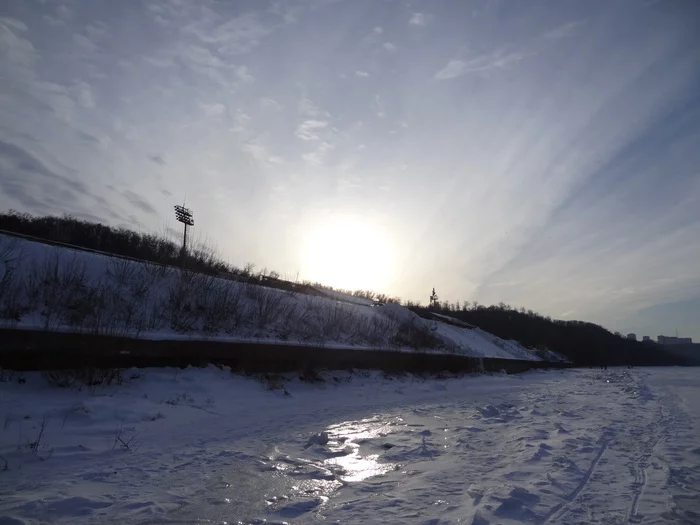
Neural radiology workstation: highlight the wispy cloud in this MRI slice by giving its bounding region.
[199,102,227,118]
[295,119,328,141]
[75,81,95,108]
[0,17,36,66]
[409,13,426,26]
[180,10,271,56]
[260,97,282,110]
[434,59,466,80]
[72,33,98,54]
[148,154,166,166]
[374,94,386,118]
[298,97,327,119]
[243,140,284,167]
[85,21,109,40]
[435,50,531,80]
[0,140,100,213]
[76,130,101,145]
[123,190,157,215]
[542,20,585,40]
[235,65,254,83]
[302,141,333,165]
[268,2,303,25]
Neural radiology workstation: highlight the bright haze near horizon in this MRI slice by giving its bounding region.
[0,0,699,341]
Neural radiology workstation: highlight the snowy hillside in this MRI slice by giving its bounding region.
[0,233,540,360]
[311,286,376,307]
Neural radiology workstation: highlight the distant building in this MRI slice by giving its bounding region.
[642,336,652,343]
[627,333,637,341]
[658,335,693,345]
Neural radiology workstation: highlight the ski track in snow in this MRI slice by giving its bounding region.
[0,367,699,524]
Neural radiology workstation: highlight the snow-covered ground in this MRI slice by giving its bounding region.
[311,286,376,307]
[1,367,698,524]
[0,233,541,360]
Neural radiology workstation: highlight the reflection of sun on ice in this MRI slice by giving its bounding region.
[300,215,393,292]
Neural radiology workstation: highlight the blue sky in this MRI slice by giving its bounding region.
[1,0,698,341]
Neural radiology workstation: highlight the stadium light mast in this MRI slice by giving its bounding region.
[174,204,194,257]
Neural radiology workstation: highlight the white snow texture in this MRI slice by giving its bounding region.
[0,367,698,524]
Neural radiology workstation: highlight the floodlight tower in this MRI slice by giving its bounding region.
[174,204,194,257]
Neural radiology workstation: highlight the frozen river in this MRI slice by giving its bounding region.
[1,367,699,524]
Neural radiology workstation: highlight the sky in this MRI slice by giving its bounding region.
[0,0,699,341]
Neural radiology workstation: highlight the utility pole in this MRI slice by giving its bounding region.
[174,204,194,260]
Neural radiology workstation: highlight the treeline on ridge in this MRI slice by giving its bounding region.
[410,303,680,367]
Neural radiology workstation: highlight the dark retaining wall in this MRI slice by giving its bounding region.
[0,329,571,374]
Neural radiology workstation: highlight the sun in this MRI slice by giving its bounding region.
[300,215,393,292]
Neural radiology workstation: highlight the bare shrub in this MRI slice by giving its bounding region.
[42,370,75,388]
[299,364,323,383]
[164,392,194,406]
[164,270,218,332]
[285,271,301,298]
[42,368,123,389]
[275,300,301,340]
[0,236,20,266]
[319,302,355,341]
[393,318,443,350]
[96,258,162,336]
[113,418,143,452]
[187,237,230,275]
[248,285,285,328]
[0,368,24,383]
[241,262,256,280]
[0,281,31,327]
[26,250,90,331]
[295,296,325,342]
[63,280,104,332]
[165,277,199,333]
[354,314,397,346]
[141,259,172,282]
[257,373,290,395]
[28,416,48,455]
[201,281,245,334]
[0,236,31,326]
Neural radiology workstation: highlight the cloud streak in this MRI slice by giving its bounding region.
[295,119,328,141]
[409,13,426,26]
[0,140,102,214]
[435,50,531,79]
[123,190,158,215]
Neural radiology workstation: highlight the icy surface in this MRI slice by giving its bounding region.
[1,367,698,524]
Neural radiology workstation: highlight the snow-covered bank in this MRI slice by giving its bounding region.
[1,367,698,524]
[0,233,541,360]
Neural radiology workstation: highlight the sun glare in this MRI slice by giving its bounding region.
[300,216,393,292]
